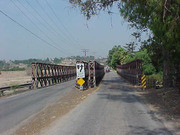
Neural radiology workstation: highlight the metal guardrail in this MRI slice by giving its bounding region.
[0,83,32,95]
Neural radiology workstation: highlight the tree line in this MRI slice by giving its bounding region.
[0,56,96,71]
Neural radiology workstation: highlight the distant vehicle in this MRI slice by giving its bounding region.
[106,68,110,72]
[105,66,110,72]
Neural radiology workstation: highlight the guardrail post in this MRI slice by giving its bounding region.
[31,63,38,89]
[0,91,4,96]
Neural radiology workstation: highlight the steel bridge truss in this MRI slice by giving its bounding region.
[116,59,142,85]
[31,63,76,88]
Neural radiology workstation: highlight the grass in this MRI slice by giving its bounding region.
[10,84,20,92]
[0,67,25,71]
[147,72,163,84]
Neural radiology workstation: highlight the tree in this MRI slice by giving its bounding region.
[108,46,130,68]
[53,57,62,64]
[123,42,137,54]
[126,49,156,75]
[107,45,118,66]
[119,0,180,87]
[69,0,180,87]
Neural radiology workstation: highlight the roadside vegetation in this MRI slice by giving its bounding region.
[107,46,162,82]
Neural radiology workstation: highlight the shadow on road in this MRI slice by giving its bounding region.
[97,93,141,103]
[103,77,124,85]
[98,76,141,103]
[128,125,173,135]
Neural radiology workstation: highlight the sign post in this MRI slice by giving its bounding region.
[76,63,85,90]
[76,63,85,78]
[141,75,146,90]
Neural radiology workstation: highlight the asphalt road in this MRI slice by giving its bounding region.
[0,79,75,134]
[42,72,172,135]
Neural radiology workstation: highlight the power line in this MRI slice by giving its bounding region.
[34,0,78,49]
[23,0,62,38]
[34,0,85,51]
[23,0,80,52]
[55,0,86,49]
[10,0,72,55]
[92,52,96,60]
[0,9,68,56]
[44,0,84,48]
[16,0,74,52]
[16,0,56,37]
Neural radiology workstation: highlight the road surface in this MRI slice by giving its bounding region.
[0,80,75,134]
[41,72,172,135]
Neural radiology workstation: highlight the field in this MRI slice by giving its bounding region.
[0,71,31,87]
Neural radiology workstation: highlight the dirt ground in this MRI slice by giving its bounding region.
[15,86,100,135]
[134,87,180,132]
[136,88,180,120]
[0,71,31,87]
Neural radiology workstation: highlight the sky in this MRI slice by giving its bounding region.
[0,0,146,60]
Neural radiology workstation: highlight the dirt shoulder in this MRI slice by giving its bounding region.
[134,87,180,134]
[15,86,100,135]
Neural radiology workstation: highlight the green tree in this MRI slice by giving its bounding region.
[123,42,137,54]
[111,51,120,68]
[108,46,130,69]
[126,49,156,75]
[107,45,118,66]
[53,57,62,64]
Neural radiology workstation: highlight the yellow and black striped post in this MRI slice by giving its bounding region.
[141,75,146,90]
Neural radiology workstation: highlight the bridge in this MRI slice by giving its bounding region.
[0,60,175,135]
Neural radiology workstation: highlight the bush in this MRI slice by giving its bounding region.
[148,72,163,84]
[128,49,156,75]
[143,64,156,75]
[10,85,20,90]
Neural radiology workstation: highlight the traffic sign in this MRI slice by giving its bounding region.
[141,75,147,89]
[76,63,85,78]
[77,78,85,86]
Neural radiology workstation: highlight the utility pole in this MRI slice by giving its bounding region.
[92,52,96,60]
[82,49,89,57]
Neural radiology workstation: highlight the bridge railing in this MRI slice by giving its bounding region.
[94,61,105,86]
[31,62,76,89]
[116,59,142,85]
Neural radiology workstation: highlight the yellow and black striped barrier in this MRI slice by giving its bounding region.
[141,75,146,89]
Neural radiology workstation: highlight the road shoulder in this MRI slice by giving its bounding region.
[15,86,100,135]
[134,88,180,135]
